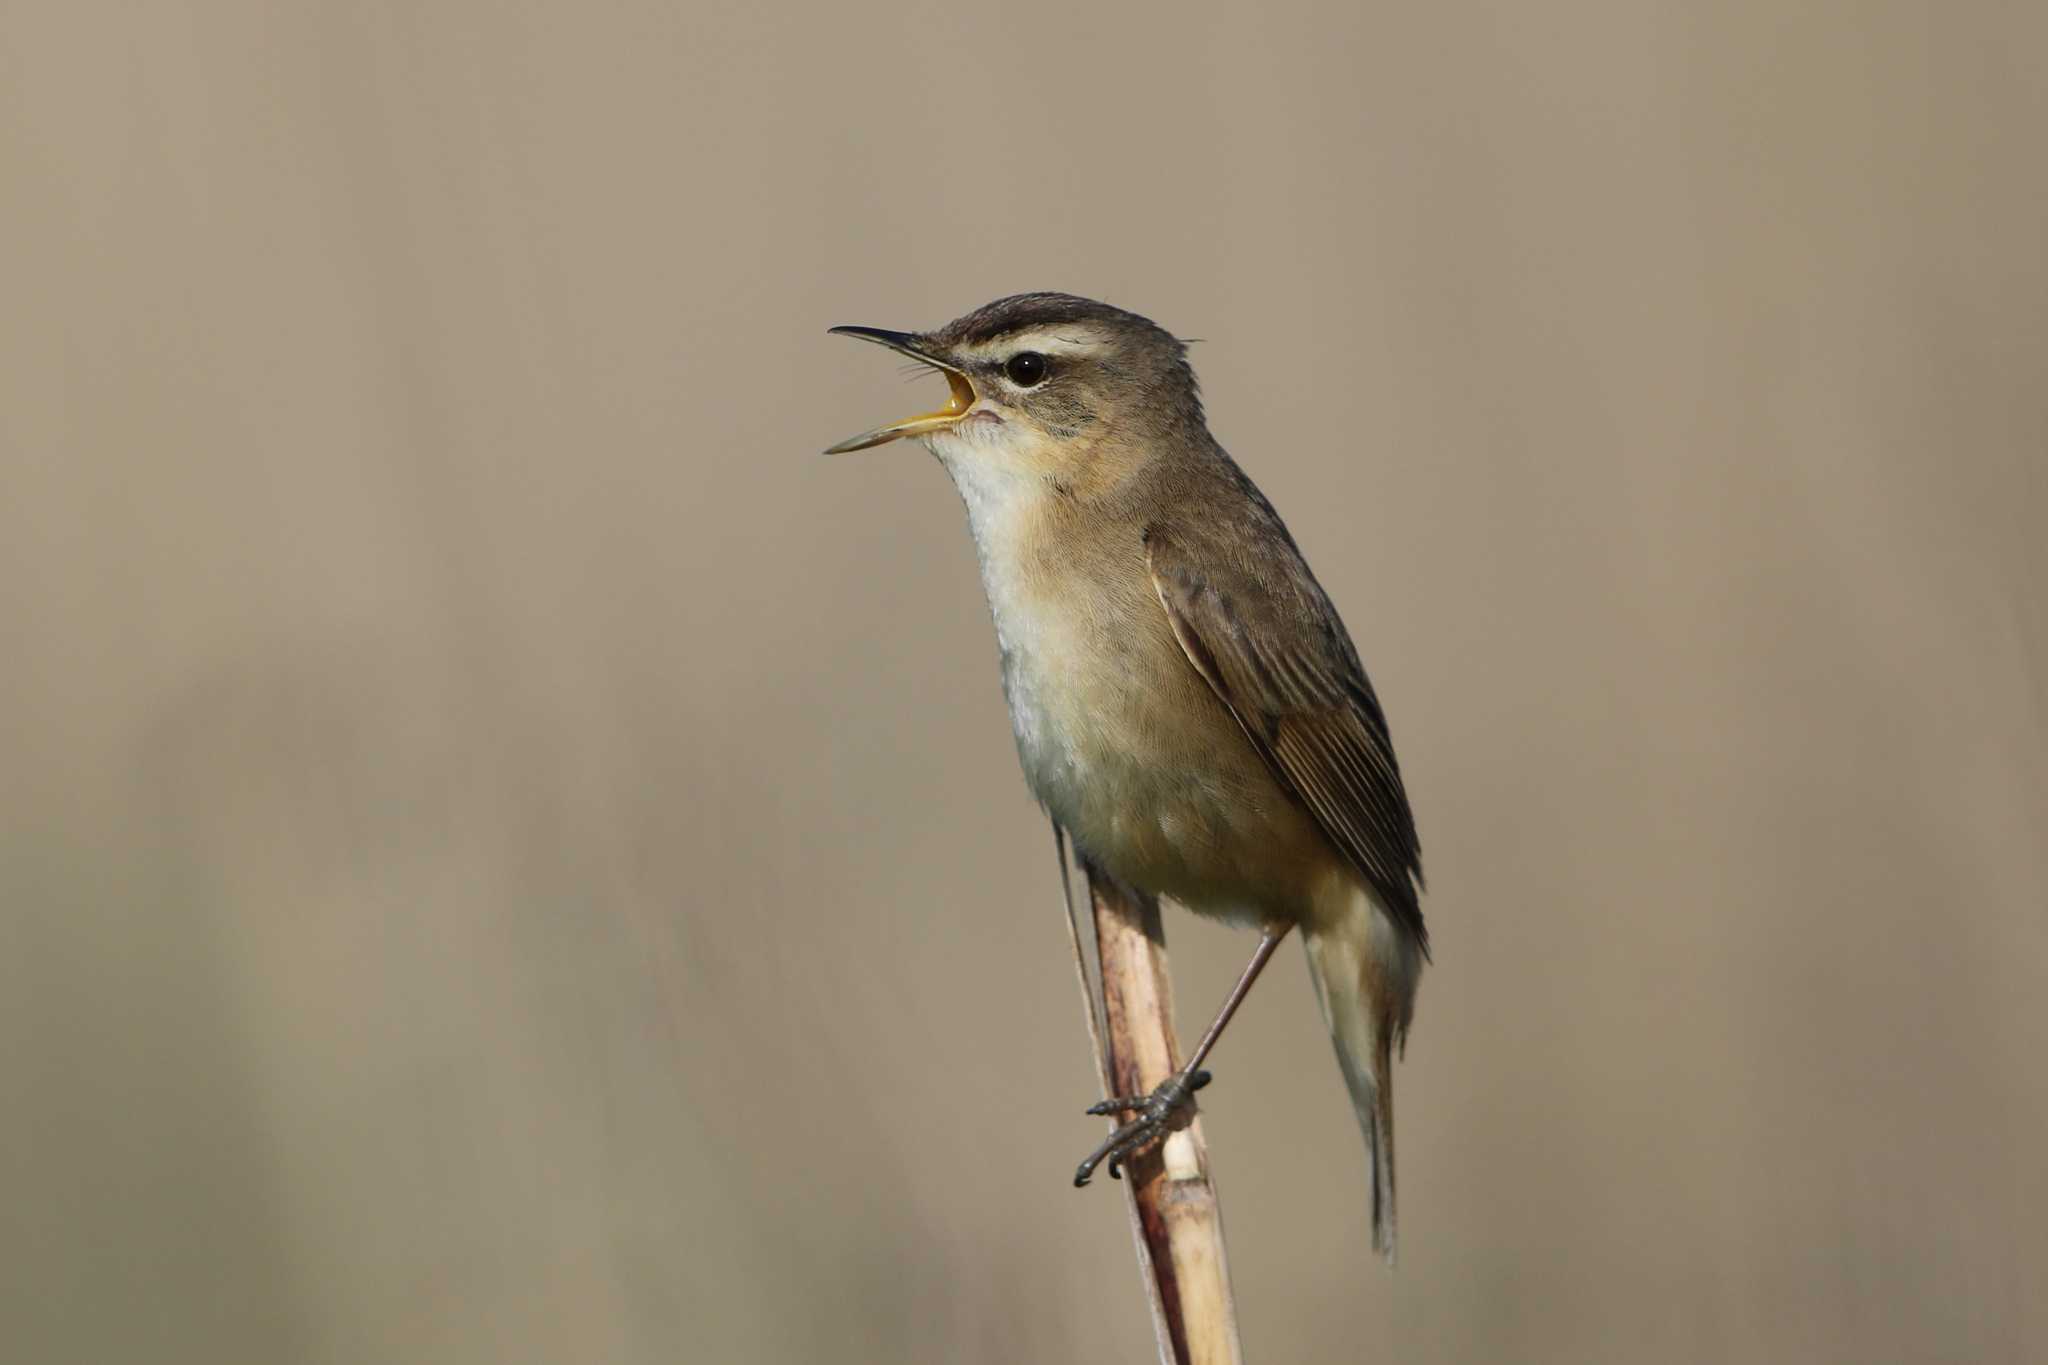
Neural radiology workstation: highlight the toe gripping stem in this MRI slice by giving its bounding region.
[1072,1069,1212,1186]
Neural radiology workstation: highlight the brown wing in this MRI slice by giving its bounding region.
[1145,526,1428,954]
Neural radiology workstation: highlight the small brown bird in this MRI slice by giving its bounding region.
[826,293,1427,1259]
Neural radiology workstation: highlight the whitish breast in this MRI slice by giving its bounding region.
[938,452,1316,920]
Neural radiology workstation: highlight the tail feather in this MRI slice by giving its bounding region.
[1304,897,1420,1264]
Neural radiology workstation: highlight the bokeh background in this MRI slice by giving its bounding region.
[5,1,2043,1361]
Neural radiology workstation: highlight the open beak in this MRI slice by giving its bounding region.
[823,326,977,453]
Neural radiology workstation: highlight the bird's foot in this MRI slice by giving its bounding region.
[1072,1068,1211,1186]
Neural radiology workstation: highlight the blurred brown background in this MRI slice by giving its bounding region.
[4,1,2043,1361]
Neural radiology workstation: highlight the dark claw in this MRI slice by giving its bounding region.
[1071,1068,1215,1188]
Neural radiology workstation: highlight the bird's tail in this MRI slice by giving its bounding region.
[1303,894,1422,1264]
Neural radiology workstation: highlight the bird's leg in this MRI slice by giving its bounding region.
[1073,921,1292,1186]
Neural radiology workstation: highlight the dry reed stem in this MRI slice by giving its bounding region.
[1055,826,1245,1365]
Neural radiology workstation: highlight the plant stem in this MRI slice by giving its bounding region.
[1055,826,1245,1365]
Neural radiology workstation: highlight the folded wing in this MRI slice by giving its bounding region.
[1145,526,1427,954]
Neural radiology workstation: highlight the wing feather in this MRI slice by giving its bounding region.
[1146,528,1428,953]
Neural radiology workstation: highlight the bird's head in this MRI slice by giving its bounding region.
[824,293,1203,487]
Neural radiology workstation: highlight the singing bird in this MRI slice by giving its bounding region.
[825,293,1427,1259]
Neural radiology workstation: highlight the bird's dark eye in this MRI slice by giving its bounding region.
[1004,351,1048,387]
